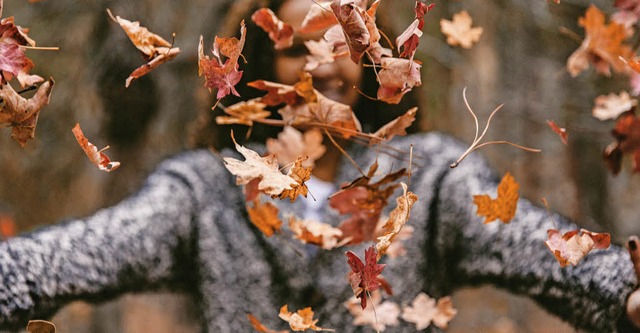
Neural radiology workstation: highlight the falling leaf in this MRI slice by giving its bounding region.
[72,123,121,172]
[216,99,271,126]
[288,216,347,250]
[300,1,338,34]
[545,228,611,267]
[344,290,400,332]
[440,11,483,49]
[278,305,333,332]
[345,245,392,309]
[473,172,519,224]
[26,320,56,333]
[106,9,180,87]
[370,107,417,145]
[247,80,300,106]
[567,5,632,77]
[396,1,435,59]
[383,225,413,259]
[251,8,294,50]
[330,0,370,63]
[592,91,637,121]
[247,199,282,237]
[375,183,418,260]
[401,293,457,330]
[603,111,640,174]
[266,126,326,169]
[247,313,289,333]
[304,39,338,72]
[547,120,568,145]
[377,57,422,104]
[0,214,16,239]
[276,156,312,203]
[0,79,53,146]
[198,20,246,99]
[0,16,44,87]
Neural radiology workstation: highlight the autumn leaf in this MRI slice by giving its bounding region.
[344,290,400,332]
[251,8,294,50]
[0,16,44,87]
[247,199,282,237]
[0,214,16,239]
[401,293,457,330]
[440,11,483,49]
[247,313,288,333]
[72,123,121,172]
[26,320,56,333]
[0,79,54,146]
[396,1,435,59]
[603,111,640,174]
[215,98,271,126]
[545,228,611,267]
[382,225,413,259]
[288,216,347,250]
[370,107,417,145]
[299,1,338,34]
[106,9,180,87]
[473,172,519,224]
[304,39,338,72]
[277,156,312,202]
[567,5,632,77]
[345,245,392,309]
[266,126,326,169]
[198,20,246,100]
[592,91,637,121]
[375,183,418,260]
[377,57,422,104]
[278,305,333,332]
[247,80,300,106]
[547,120,568,145]
[330,0,370,64]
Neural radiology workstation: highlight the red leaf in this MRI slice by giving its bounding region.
[345,245,390,309]
[603,111,640,174]
[396,1,435,59]
[547,120,568,145]
[251,8,294,50]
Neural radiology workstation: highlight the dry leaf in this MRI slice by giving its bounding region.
[440,11,483,49]
[278,305,333,332]
[547,120,568,145]
[106,9,180,87]
[345,245,392,309]
[247,313,289,333]
[473,172,519,224]
[0,78,53,146]
[0,16,43,87]
[251,8,294,50]
[377,57,422,104]
[288,216,346,250]
[247,199,282,237]
[370,107,417,145]
[375,183,418,260]
[603,111,640,174]
[266,126,326,169]
[592,91,637,121]
[344,290,400,331]
[401,293,457,330]
[545,228,611,267]
[26,320,56,333]
[276,156,312,202]
[304,39,338,72]
[0,214,16,239]
[216,98,271,126]
[299,1,338,33]
[396,1,435,59]
[330,0,370,63]
[383,225,413,258]
[72,123,121,172]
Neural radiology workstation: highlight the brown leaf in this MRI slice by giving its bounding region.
[278,305,333,332]
[603,111,640,174]
[266,126,326,168]
[377,58,422,104]
[72,123,121,172]
[300,1,338,34]
[396,1,435,59]
[344,290,400,332]
[375,183,418,260]
[330,0,370,63]
[547,120,568,145]
[473,172,519,224]
[288,216,346,250]
[247,199,282,237]
[251,8,294,50]
[440,11,483,49]
[247,313,289,333]
[545,228,611,267]
[247,80,301,106]
[345,245,392,309]
[401,293,457,330]
[304,39,338,72]
[0,16,43,87]
[592,91,637,121]
[125,47,180,87]
[370,107,417,145]
[0,79,54,146]
[276,156,312,203]
[26,320,56,333]
[216,98,271,126]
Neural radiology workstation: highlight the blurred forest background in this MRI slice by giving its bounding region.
[0,0,636,332]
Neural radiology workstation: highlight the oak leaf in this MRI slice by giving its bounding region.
[545,228,611,267]
[0,79,53,146]
[266,126,326,169]
[377,57,422,104]
[603,111,640,174]
[344,290,400,331]
[592,91,637,121]
[247,313,288,333]
[375,182,418,260]
[288,216,346,250]
[72,123,121,172]
[216,98,271,126]
[473,172,519,224]
[278,305,333,332]
[247,199,282,237]
[440,11,483,49]
[251,8,294,50]
[26,320,55,333]
[345,245,392,309]
[396,1,435,59]
[370,107,417,145]
[547,120,568,145]
[401,293,457,330]
[106,9,180,87]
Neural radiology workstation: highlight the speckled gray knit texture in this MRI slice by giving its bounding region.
[0,132,636,332]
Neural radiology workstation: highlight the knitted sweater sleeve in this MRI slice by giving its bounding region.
[0,150,216,330]
[429,144,637,332]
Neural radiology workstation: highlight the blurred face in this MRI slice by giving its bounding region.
[276,0,362,105]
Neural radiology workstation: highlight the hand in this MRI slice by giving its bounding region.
[626,236,640,328]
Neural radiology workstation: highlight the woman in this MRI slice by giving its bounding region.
[1,0,640,332]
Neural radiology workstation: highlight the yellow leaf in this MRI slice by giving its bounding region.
[473,172,519,224]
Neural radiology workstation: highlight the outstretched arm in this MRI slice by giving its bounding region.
[0,150,216,330]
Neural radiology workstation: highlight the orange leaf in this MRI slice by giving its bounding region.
[288,216,346,250]
[276,156,312,203]
[401,293,457,330]
[251,8,294,50]
[247,314,288,333]
[545,228,611,267]
[375,182,418,260]
[370,107,417,145]
[440,11,483,49]
[266,126,326,169]
[216,98,271,126]
[72,123,121,172]
[26,320,56,333]
[473,172,519,224]
[247,199,282,237]
[299,1,337,34]
[546,120,568,145]
[278,305,332,332]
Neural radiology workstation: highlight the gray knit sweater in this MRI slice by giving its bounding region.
[0,132,636,332]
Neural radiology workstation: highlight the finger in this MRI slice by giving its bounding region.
[628,236,640,281]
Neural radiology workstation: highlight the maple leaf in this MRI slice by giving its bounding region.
[0,16,43,87]
[276,156,312,203]
[440,11,483,49]
[330,0,370,64]
[278,305,333,332]
[266,126,326,169]
[567,5,633,77]
[247,80,300,106]
[375,183,418,260]
[345,245,392,309]
[106,9,180,87]
[247,313,288,333]
[303,39,338,72]
[288,216,347,250]
[344,290,400,332]
[377,57,422,104]
[215,98,271,126]
[26,320,56,333]
[603,111,640,174]
[370,107,417,145]
[382,225,413,259]
[546,120,568,145]
[401,293,457,330]
[299,1,338,34]
[251,8,294,50]
[592,91,637,121]
[247,198,282,237]
[473,172,519,224]
[72,123,121,172]
[396,1,435,59]
[545,228,611,267]
[198,20,246,99]
[0,79,54,146]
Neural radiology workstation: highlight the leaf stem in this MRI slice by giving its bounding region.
[367,291,381,333]
[324,129,365,176]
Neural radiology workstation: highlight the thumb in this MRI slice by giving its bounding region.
[626,236,640,328]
